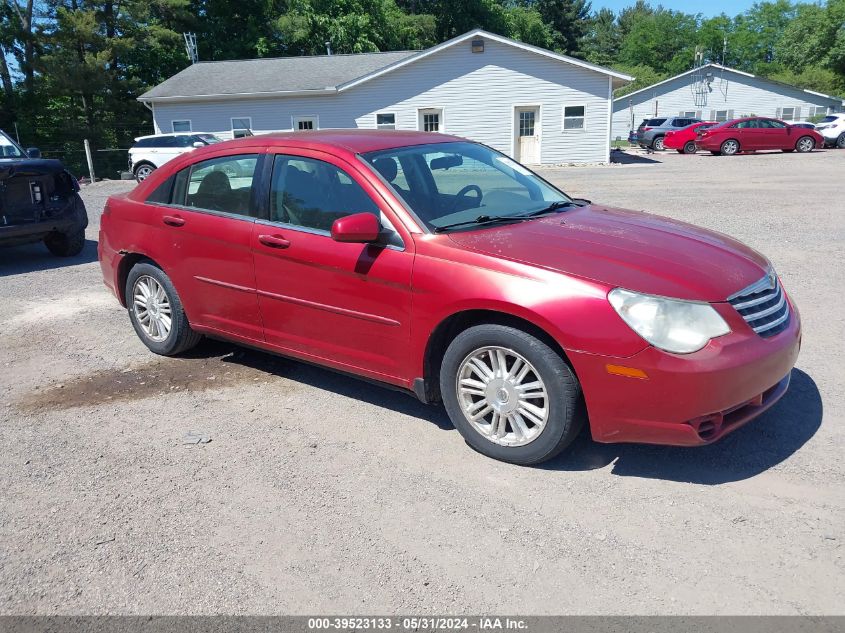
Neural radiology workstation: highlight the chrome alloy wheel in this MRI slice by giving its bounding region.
[135,164,154,181]
[132,275,172,342]
[456,346,549,447]
[721,139,739,155]
[797,137,814,152]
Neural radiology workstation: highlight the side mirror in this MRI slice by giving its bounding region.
[331,212,381,243]
[192,141,204,148]
[26,147,41,158]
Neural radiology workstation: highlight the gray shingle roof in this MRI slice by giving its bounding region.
[140,50,417,100]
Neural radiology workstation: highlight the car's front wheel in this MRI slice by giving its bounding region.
[125,262,202,356]
[720,139,740,155]
[440,324,584,465]
[44,228,85,257]
[837,133,845,149]
[795,136,815,153]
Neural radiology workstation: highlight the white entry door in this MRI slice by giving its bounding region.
[516,108,540,164]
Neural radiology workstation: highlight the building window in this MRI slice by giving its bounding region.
[419,108,442,133]
[780,107,795,121]
[172,120,192,132]
[681,111,696,118]
[292,115,318,131]
[715,109,729,122]
[563,105,585,130]
[519,110,535,137]
[376,113,396,130]
[231,117,252,138]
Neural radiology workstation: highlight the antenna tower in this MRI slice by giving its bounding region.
[689,47,710,107]
[183,32,198,64]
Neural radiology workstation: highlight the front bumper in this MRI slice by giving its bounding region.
[567,298,801,446]
[0,199,86,245]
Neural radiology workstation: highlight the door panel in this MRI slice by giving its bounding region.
[516,108,540,164]
[253,229,412,379]
[252,151,414,382]
[167,210,263,340]
[155,152,265,341]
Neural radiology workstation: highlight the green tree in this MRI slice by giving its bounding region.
[582,7,619,66]
[534,0,591,55]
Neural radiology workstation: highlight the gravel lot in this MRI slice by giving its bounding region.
[1,148,843,615]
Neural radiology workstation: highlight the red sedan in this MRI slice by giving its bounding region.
[99,130,800,465]
[664,121,717,153]
[696,117,824,155]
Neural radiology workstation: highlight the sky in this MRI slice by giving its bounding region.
[593,0,757,17]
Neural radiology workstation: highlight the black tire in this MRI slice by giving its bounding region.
[710,150,720,155]
[837,133,845,149]
[652,136,665,151]
[683,141,697,154]
[44,228,85,256]
[125,262,202,356]
[782,149,794,153]
[439,324,584,466]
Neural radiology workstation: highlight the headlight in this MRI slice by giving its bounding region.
[608,288,730,354]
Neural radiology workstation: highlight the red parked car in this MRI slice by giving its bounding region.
[664,121,717,154]
[695,117,824,155]
[99,131,800,465]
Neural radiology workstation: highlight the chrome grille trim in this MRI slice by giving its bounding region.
[727,272,790,338]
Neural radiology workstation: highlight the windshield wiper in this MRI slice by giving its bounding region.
[433,214,526,233]
[432,201,579,233]
[521,200,579,216]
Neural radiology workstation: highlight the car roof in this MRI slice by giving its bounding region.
[205,129,467,155]
[133,132,214,141]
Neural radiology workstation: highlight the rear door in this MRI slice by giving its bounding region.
[150,149,266,341]
[251,150,414,383]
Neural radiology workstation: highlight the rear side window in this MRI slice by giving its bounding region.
[185,155,260,217]
[133,138,157,148]
[647,118,667,127]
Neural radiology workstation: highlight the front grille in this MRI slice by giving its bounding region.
[728,273,790,338]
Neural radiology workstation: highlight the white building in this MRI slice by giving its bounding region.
[612,63,844,137]
[139,29,632,165]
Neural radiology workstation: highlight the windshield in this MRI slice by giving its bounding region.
[0,131,26,158]
[197,134,223,144]
[819,116,838,123]
[362,142,570,232]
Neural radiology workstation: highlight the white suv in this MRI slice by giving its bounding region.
[815,113,845,149]
[129,133,223,181]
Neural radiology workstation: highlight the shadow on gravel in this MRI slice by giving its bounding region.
[211,340,456,431]
[0,238,98,276]
[542,368,822,485]
[609,149,662,165]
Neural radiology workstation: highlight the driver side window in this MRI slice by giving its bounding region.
[269,155,380,232]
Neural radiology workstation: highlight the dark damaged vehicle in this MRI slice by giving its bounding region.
[1,129,88,256]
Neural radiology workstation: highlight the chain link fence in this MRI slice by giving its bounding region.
[37,146,131,181]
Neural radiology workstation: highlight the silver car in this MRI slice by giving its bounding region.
[637,116,702,151]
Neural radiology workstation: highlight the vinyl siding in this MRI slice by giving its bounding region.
[150,38,613,164]
[612,68,843,136]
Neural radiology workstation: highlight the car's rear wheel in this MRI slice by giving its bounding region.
[795,136,815,153]
[837,133,845,149]
[652,136,665,151]
[683,141,697,154]
[133,163,155,182]
[44,228,85,257]
[125,262,202,356]
[440,324,584,465]
[720,139,739,156]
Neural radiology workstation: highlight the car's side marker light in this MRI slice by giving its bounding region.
[605,364,649,379]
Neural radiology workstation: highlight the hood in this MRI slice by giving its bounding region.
[447,204,769,302]
[0,158,67,181]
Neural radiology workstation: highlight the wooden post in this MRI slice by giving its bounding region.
[83,139,96,183]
